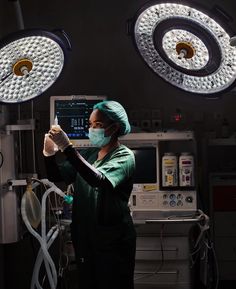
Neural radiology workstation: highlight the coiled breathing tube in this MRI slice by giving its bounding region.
[21,178,73,289]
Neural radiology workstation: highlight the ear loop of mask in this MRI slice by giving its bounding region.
[104,123,116,137]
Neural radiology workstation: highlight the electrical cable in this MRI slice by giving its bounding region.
[188,219,219,289]
[31,100,37,174]
[54,184,74,289]
[189,211,210,267]
[134,223,165,281]
[56,184,75,289]
[57,231,71,289]
[151,223,165,274]
[205,231,219,289]
[17,104,23,174]
[0,151,3,168]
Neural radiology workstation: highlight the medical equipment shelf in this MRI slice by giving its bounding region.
[133,210,209,289]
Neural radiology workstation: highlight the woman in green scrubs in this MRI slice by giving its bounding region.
[43,101,136,289]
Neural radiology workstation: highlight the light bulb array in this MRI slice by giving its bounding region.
[134,3,236,94]
[0,35,64,103]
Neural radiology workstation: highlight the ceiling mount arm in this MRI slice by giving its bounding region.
[8,0,25,30]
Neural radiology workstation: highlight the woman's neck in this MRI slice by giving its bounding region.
[97,138,120,160]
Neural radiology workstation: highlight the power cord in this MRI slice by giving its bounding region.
[0,151,3,168]
[189,213,219,289]
[134,223,165,281]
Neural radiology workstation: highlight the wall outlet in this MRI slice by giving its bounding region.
[141,119,151,130]
[130,120,140,127]
[151,119,162,130]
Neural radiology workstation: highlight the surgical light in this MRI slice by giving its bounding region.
[134,2,236,94]
[0,29,71,103]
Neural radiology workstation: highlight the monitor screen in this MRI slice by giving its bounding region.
[50,95,106,147]
[119,133,159,185]
[132,147,157,184]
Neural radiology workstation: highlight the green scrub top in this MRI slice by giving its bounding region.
[58,144,136,255]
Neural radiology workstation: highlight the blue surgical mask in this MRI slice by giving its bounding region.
[88,128,111,147]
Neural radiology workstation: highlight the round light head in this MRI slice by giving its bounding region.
[134,2,236,95]
[0,29,70,103]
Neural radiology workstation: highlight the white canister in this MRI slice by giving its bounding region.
[162,153,178,187]
[179,152,194,187]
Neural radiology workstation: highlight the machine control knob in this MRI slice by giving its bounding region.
[177,193,183,199]
[185,196,193,203]
[177,200,183,206]
[170,193,176,200]
[170,200,176,207]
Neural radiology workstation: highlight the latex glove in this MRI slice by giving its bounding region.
[49,127,72,152]
[43,134,58,156]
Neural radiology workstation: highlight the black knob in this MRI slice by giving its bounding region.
[185,196,193,203]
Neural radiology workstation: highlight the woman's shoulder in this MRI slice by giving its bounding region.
[112,144,134,159]
[118,144,133,153]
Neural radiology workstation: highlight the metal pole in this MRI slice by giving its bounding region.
[9,0,25,30]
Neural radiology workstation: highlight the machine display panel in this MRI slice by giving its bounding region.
[119,133,159,186]
[132,147,157,184]
[50,95,106,147]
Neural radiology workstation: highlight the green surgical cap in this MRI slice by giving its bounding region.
[93,100,131,136]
